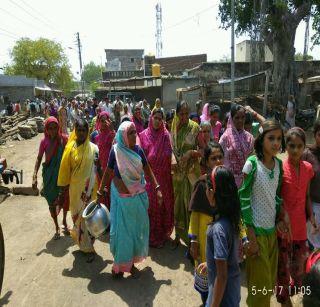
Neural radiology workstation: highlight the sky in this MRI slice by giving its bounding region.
[0,0,319,79]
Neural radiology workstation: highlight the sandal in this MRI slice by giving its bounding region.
[111,270,124,279]
[62,225,70,236]
[170,237,180,250]
[130,265,141,279]
[54,231,60,240]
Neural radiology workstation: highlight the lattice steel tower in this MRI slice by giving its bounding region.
[155,2,163,58]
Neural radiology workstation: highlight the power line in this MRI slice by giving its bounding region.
[8,0,59,33]
[0,27,20,39]
[0,7,44,32]
[164,4,218,31]
[0,31,18,40]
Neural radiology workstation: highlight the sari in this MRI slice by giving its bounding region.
[92,111,115,208]
[110,121,149,273]
[58,130,99,253]
[171,114,200,244]
[219,115,254,188]
[200,103,210,123]
[41,117,68,215]
[139,116,174,247]
[58,106,68,135]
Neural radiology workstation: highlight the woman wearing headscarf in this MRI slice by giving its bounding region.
[171,100,201,247]
[58,119,100,263]
[32,117,69,239]
[200,102,210,123]
[132,103,145,134]
[91,111,115,209]
[219,104,254,188]
[139,109,174,248]
[98,121,163,277]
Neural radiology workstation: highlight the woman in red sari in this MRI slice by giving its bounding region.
[139,108,174,248]
[91,111,115,208]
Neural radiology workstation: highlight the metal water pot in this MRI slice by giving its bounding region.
[82,201,110,238]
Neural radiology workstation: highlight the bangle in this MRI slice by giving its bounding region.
[155,184,160,190]
[190,240,198,243]
[97,190,103,196]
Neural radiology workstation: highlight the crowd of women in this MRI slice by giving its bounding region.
[32,97,320,307]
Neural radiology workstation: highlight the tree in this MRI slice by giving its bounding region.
[218,1,320,106]
[5,38,74,93]
[294,52,313,61]
[82,61,103,84]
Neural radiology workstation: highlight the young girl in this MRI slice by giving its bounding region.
[239,120,287,307]
[205,166,241,307]
[303,120,320,249]
[209,105,222,142]
[277,127,317,304]
[188,142,224,304]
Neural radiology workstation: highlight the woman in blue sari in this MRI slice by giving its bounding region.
[98,121,163,277]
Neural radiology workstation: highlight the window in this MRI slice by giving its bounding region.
[131,58,134,63]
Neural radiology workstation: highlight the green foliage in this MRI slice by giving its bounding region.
[82,61,103,84]
[294,52,313,60]
[5,38,74,93]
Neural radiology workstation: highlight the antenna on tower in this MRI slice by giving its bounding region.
[155,2,163,58]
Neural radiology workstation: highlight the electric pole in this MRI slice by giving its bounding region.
[231,0,235,104]
[76,32,84,96]
[155,2,163,58]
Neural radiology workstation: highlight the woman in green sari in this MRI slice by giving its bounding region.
[33,117,69,239]
[171,101,201,246]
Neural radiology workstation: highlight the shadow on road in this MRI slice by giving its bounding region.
[87,266,171,307]
[62,250,112,280]
[36,235,74,258]
[0,290,13,306]
[149,244,194,273]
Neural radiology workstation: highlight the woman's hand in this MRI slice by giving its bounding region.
[190,241,199,260]
[197,262,207,274]
[247,239,259,257]
[157,190,163,206]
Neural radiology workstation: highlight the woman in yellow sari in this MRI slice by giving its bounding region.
[171,100,201,247]
[58,119,100,263]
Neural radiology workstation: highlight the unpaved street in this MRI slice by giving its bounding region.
[0,134,302,307]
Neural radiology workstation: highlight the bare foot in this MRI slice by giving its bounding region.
[112,270,124,279]
[54,229,60,240]
[130,265,141,279]
[86,252,96,263]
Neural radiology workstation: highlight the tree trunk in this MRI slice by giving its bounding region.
[271,24,297,107]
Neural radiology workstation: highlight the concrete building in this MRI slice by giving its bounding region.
[0,74,58,105]
[105,49,144,76]
[236,40,273,62]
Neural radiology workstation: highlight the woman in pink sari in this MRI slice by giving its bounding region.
[139,108,174,248]
[91,111,115,208]
[200,103,210,123]
[219,104,254,188]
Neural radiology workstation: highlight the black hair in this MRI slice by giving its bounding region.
[245,111,253,125]
[313,120,320,136]
[209,105,221,115]
[303,261,320,307]
[152,108,164,119]
[75,119,89,132]
[176,100,189,113]
[254,119,285,160]
[286,127,306,146]
[213,166,240,234]
[203,142,224,165]
[230,103,245,119]
[166,110,174,122]
[121,116,131,123]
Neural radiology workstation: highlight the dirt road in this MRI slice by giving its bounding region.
[0,134,302,306]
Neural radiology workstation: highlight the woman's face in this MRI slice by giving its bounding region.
[232,109,245,131]
[315,130,320,148]
[134,106,142,119]
[47,122,58,139]
[263,129,283,157]
[155,99,161,108]
[206,148,224,170]
[178,106,189,125]
[75,125,88,143]
[286,134,305,163]
[200,125,211,144]
[210,112,219,124]
[152,112,163,130]
[100,115,111,130]
[127,126,137,148]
